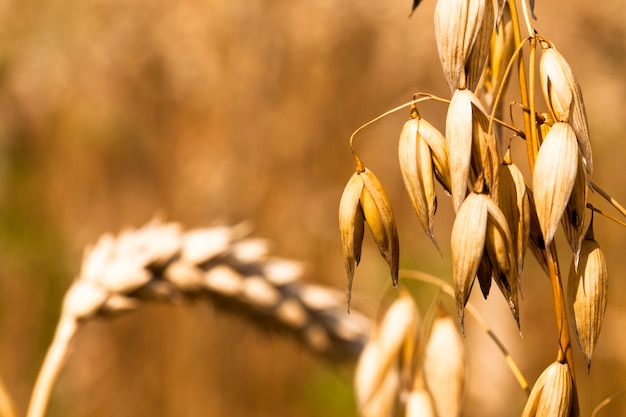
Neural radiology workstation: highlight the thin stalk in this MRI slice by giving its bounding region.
[507,0,535,171]
[587,204,626,228]
[348,94,448,172]
[590,180,626,219]
[546,244,580,416]
[546,246,570,365]
[27,317,80,417]
[487,39,529,139]
[527,36,539,170]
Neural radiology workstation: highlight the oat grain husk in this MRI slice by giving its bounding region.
[567,221,608,371]
[540,44,593,177]
[522,361,573,417]
[423,308,465,417]
[532,122,579,246]
[339,168,400,309]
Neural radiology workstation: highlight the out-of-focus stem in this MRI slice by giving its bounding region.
[591,388,626,417]
[0,376,16,417]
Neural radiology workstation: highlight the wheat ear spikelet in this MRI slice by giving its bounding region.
[27,220,372,417]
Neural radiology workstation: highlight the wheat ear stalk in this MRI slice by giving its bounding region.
[26,318,77,417]
[26,220,372,417]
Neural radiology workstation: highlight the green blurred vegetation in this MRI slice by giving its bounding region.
[0,0,624,416]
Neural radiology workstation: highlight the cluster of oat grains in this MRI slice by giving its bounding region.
[340,0,619,415]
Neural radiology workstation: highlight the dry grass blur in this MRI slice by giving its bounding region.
[0,1,624,416]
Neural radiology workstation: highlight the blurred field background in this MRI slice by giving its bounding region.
[0,0,624,416]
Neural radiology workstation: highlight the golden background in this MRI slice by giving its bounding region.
[0,0,624,416]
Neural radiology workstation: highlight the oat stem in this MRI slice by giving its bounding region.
[27,317,79,417]
[508,0,536,171]
[487,37,529,141]
[546,244,580,416]
[400,269,530,394]
[526,35,540,169]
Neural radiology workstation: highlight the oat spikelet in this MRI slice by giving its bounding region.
[465,0,496,92]
[484,200,520,328]
[398,112,448,249]
[405,373,436,417]
[360,169,401,287]
[434,0,490,91]
[399,117,434,247]
[498,161,530,283]
[561,158,588,265]
[469,99,500,197]
[540,44,593,177]
[355,294,420,417]
[419,116,451,194]
[355,345,401,417]
[526,189,550,276]
[404,389,436,417]
[451,192,518,329]
[339,172,366,307]
[422,307,466,417]
[446,89,477,212]
[522,362,573,417]
[532,122,579,246]
[446,88,497,212]
[567,221,608,371]
[451,192,488,328]
[339,168,400,308]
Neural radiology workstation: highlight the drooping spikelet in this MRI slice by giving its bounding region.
[567,220,608,371]
[498,160,530,282]
[446,89,498,212]
[540,43,593,177]
[398,107,450,250]
[339,168,400,309]
[532,122,579,246]
[522,361,573,417]
[422,307,465,417]
[451,192,518,330]
[434,0,494,91]
[561,158,588,265]
[355,294,420,417]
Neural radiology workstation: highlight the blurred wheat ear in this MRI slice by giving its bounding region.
[25,220,373,417]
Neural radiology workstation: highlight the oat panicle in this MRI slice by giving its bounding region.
[340,2,623,416]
